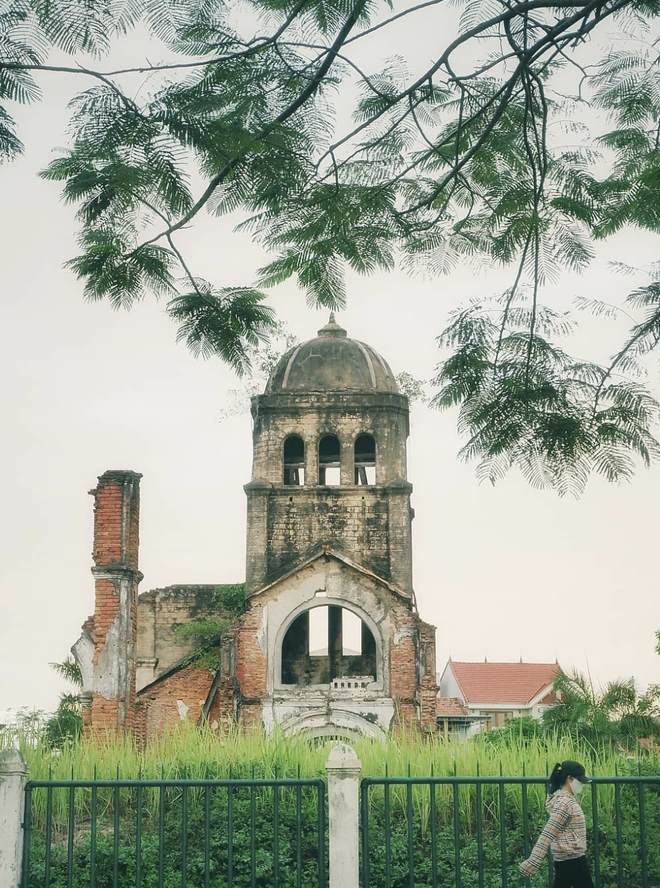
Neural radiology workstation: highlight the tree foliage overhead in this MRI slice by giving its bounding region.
[3,0,660,492]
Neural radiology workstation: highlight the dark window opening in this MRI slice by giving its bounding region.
[319,435,340,485]
[354,434,376,485]
[281,606,377,686]
[284,435,305,485]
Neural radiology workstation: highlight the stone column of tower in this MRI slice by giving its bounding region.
[244,315,414,596]
[88,470,143,734]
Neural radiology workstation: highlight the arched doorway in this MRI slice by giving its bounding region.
[280,604,378,686]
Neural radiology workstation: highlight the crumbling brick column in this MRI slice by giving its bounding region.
[418,621,439,733]
[234,604,267,730]
[88,470,143,735]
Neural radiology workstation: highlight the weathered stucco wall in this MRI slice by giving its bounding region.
[231,554,435,736]
[246,392,413,596]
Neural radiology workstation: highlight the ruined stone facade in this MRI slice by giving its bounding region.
[74,317,439,741]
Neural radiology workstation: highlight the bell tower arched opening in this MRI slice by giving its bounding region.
[283,435,305,485]
[319,435,341,485]
[354,434,376,485]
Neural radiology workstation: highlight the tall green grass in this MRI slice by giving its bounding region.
[9,721,633,782]
[9,720,644,783]
[6,721,653,827]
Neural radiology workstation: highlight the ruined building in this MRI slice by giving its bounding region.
[73,316,439,741]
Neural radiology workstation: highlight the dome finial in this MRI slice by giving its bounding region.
[318,313,347,338]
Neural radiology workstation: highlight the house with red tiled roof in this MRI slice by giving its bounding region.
[437,659,561,736]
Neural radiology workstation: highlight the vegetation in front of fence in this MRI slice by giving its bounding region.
[8,723,660,888]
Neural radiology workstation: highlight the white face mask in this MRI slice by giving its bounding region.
[569,777,584,795]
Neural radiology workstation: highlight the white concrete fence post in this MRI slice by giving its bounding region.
[325,743,362,888]
[0,748,28,888]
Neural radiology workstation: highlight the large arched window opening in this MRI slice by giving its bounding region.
[281,605,377,686]
[319,435,341,485]
[354,434,376,485]
[283,435,305,485]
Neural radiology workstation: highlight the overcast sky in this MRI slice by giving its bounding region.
[1,6,658,716]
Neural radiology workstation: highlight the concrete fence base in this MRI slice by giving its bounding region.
[0,748,28,888]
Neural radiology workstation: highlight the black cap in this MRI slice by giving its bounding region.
[558,760,591,783]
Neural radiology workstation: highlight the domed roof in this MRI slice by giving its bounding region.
[266,315,399,394]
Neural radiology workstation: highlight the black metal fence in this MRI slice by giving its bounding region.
[360,775,660,888]
[22,771,660,888]
[22,776,326,888]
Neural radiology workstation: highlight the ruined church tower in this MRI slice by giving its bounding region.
[78,317,439,741]
[235,316,438,736]
[244,314,414,595]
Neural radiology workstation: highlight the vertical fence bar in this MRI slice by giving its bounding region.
[499,783,507,888]
[406,781,414,888]
[521,778,530,860]
[317,781,326,888]
[638,782,648,888]
[360,780,370,888]
[429,782,438,888]
[296,784,302,888]
[228,784,234,888]
[204,780,211,888]
[590,781,600,888]
[384,781,391,888]
[44,785,52,888]
[614,784,624,888]
[250,780,257,888]
[136,783,143,888]
[453,783,462,888]
[181,784,188,888]
[67,783,75,888]
[158,784,165,888]
[90,782,97,888]
[475,782,484,888]
[21,785,32,888]
[273,784,280,888]
[113,783,120,888]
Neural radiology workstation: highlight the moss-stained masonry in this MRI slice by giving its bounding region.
[136,585,244,688]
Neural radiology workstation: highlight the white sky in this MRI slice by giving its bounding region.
[0,5,658,715]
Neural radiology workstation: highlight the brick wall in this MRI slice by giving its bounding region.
[234,606,267,701]
[135,659,218,742]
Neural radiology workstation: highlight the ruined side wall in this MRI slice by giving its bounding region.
[88,471,142,735]
[136,585,228,689]
[135,660,217,741]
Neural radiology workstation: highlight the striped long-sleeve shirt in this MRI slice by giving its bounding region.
[520,790,587,875]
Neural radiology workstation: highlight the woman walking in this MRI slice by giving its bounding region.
[519,760,594,887]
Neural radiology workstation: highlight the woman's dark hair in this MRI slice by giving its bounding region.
[549,762,565,793]
[549,760,589,793]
